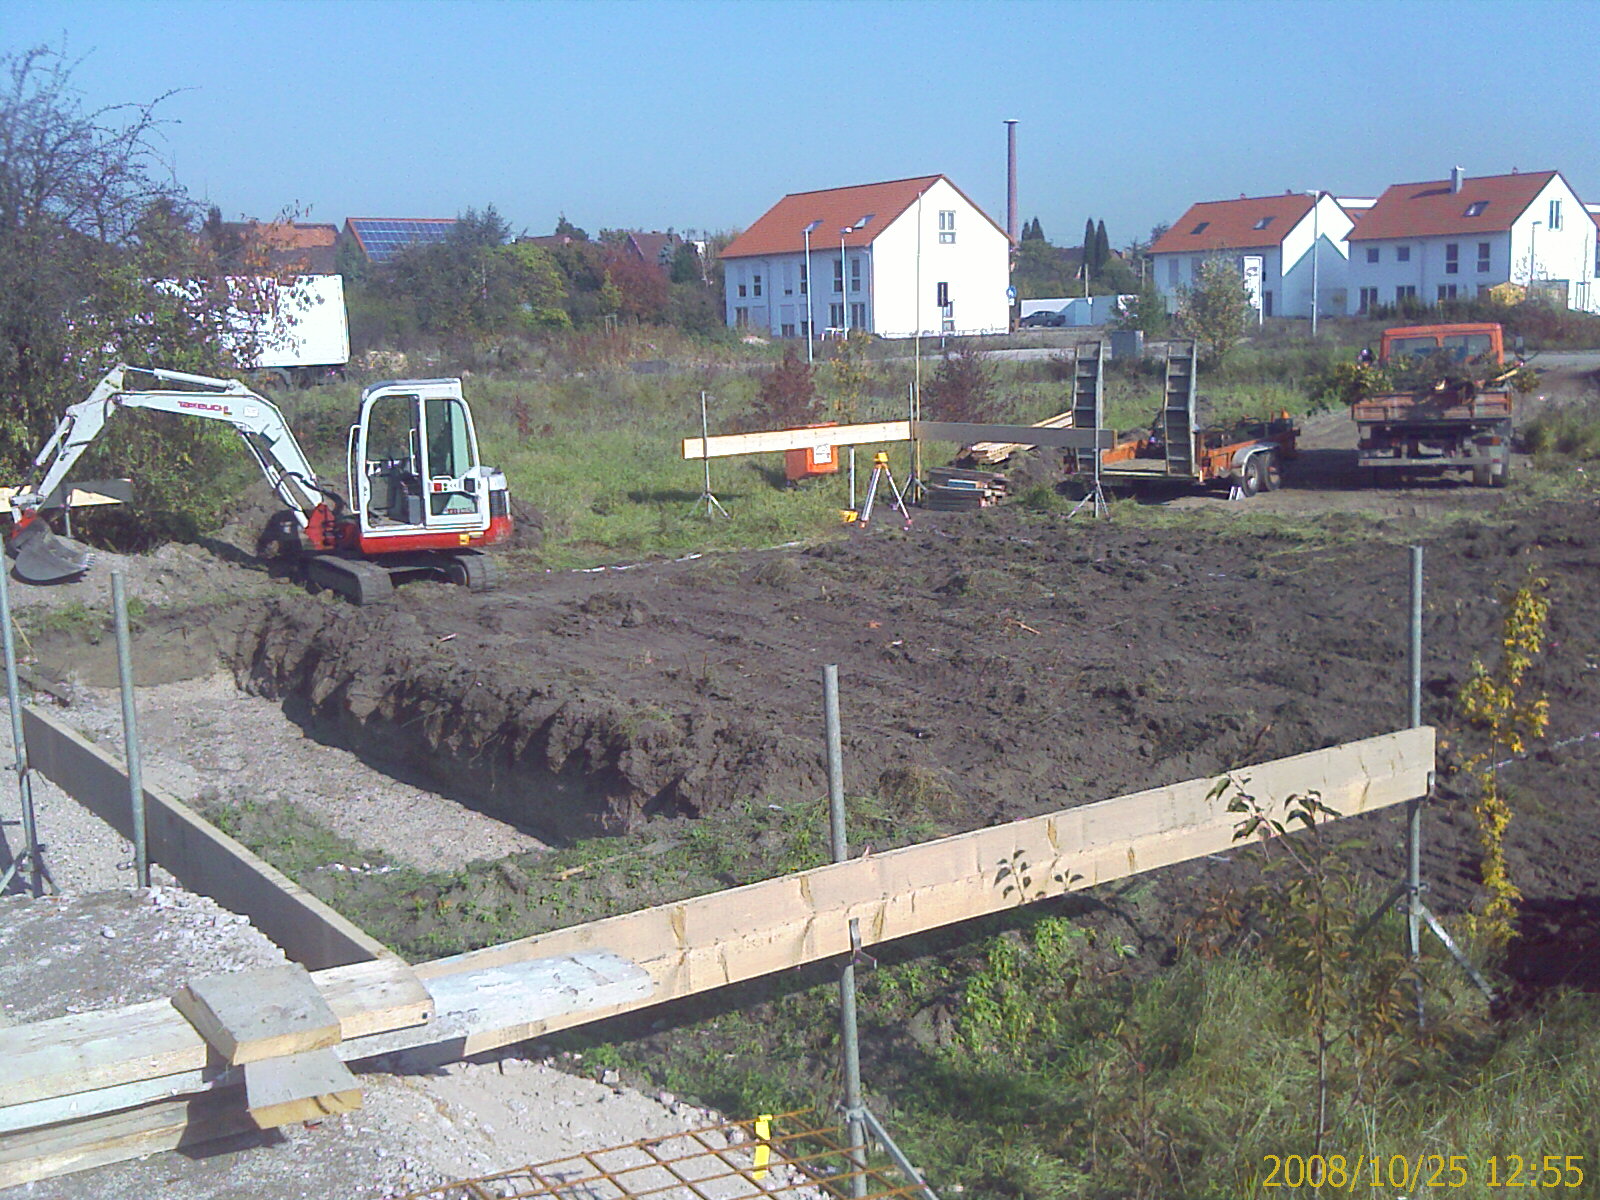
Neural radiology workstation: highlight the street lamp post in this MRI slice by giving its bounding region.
[1306,190,1321,337]
[840,228,850,337]
[1530,220,1542,296]
[802,220,820,365]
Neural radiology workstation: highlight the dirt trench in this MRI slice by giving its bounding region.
[227,500,1600,917]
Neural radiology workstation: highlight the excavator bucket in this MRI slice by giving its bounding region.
[7,517,91,583]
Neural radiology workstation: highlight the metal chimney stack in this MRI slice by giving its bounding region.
[1451,165,1465,193]
[1005,119,1019,244]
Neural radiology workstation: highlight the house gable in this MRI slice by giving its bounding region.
[1347,171,1558,241]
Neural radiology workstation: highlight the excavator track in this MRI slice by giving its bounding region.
[302,555,395,605]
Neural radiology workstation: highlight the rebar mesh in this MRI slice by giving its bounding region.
[396,1108,927,1199]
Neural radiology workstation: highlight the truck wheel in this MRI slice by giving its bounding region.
[1491,449,1513,489]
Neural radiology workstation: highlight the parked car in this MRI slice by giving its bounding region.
[1020,310,1065,328]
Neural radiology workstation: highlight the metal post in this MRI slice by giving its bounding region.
[840,231,849,338]
[1406,546,1424,1024]
[1309,192,1321,337]
[804,223,817,365]
[849,449,856,510]
[691,392,729,520]
[823,665,868,1199]
[0,560,43,896]
[112,572,149,888]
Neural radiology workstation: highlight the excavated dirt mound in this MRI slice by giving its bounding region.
[230,500,1600,918]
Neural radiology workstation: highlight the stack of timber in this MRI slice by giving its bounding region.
[923,466,1009,511]
[957,409,1074,466]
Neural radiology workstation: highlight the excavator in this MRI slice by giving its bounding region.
[4,365,512,604]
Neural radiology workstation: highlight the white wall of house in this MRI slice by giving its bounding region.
[722,179,1009,338]
[868,179,1010,337]
[1152,196,1350,320]
[1512,176,1596,313]
[1280,195,1353,318]
[1347,176,1597,314]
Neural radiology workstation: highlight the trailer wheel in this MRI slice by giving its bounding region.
[1491,449,1513,488]
[1252,452,1281,493]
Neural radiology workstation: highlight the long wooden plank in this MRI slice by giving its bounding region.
[22,705,393,970]
[0,1091,256,1190]
[173,966,341,1065]
[681,420,909,460]
[912,420,1114,450]
[0,958,429,1109]
[0,481,130,516]
[413,729,1433,1053]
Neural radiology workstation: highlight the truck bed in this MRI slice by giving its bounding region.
[1352,388,1513,426]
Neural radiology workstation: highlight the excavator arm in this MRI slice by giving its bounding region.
[8,364,341,581]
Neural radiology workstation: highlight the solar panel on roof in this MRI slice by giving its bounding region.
[348,218,457,263]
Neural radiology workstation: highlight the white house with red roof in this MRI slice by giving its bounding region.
[720,175,1009,339]
[1150,191,1352,320]
[1345,169,1597,314]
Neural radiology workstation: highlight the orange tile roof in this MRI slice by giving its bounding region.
[722,175,1002,258]
[1150,193,1316,255]
[1347,171,1557,240]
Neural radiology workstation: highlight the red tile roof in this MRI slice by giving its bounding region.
[722,175,1002,259]
[221,221,339,272]
[1150,193,1316,255]
[1347,171,1557,241]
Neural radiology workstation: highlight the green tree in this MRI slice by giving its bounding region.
[553,214,589,241]
[1094,220,1110,276]
[0,44,273,540]
[1177,256,1251,366]
[1114,281,1170,338]
[1082,218,1097,278]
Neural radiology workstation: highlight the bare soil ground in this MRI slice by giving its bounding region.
[6,357,1600,1197]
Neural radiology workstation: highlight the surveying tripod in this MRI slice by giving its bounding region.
[855,452,913,530]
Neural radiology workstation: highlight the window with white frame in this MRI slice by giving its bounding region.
[1437,284,1458,300]
[850,257,861,293]
[1167,258,1179,285]
[849,302,866,329]
[828,303,844,327]
[1477,242,1491,273]
[734,307,749,328]
[1445,244,1459,274]
[752,274,762,298]
[938,210,956,244]
[1358,286,1379,313]
[833,258,843,293]
[1396,285,1417,301]
[783,265,793,296]
[799,263,808,295]
[737,281,747,298]
[1549,198,1563,230]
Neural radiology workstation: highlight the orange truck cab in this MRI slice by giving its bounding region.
[1378,322,1504,369]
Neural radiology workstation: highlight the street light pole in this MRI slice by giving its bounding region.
[1530,220,1542,295]
[802,220,819,365]
[1307,190,1321,338]
[840,228,850,337]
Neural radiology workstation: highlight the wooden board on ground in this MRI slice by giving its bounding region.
[173,965,341,1066]
[0,480,130,516]
[962,410,1074,465]
[244,1049,362,1129]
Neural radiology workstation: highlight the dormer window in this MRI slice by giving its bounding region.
[853,214,874,230]
[1190,221,1210,235]
[1252,216,1275,230]
[1463,201,1488,217]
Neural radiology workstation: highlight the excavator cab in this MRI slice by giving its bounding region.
[347,379,510,551]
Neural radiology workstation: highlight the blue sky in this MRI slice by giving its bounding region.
[6,0,1596,249]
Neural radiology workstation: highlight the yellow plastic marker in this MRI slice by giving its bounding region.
[753,1114,772,1179]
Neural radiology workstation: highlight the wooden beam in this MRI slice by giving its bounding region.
[681,421,909,461]
[963,411,1074,465]
[0,958,429,1109]
[22,705,394,970]
[244,1050,361,1129]
[680,419,1113,461]
[412,729,1433,1054]
[173,966,341,1066]
[912,420,1114,450]
[0,480,130,516]
[0,1092,256,1190]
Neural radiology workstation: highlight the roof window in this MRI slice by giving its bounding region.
[853,214,874,230]
[1463,201,1488,217]
[1190,221,1210,235]
[1252,216,1275,230]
